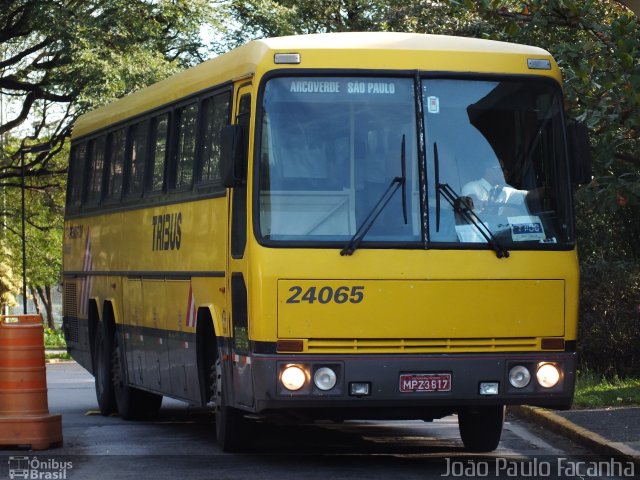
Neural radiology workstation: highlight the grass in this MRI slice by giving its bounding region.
[45,352,72,361]
[573,371,640,408]
[43,328,70,361]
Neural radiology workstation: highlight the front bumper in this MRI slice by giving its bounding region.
[247,352,576,415]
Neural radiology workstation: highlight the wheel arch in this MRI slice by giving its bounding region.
[88,299,100,374]
[196,306,220,406]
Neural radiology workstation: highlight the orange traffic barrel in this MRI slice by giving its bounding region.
[0,315,62,450]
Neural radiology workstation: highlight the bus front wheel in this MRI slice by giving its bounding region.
[458,406,504,452]
[213,356,250,452]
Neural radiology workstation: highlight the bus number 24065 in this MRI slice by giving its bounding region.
[286,286,365,305]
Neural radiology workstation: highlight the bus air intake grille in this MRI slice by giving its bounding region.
[63,282,78,318]
[305,337,539,353]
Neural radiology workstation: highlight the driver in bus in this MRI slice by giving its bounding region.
[461,157,530,216]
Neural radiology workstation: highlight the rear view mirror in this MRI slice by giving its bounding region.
[220,124,246,188]
[567,122,592,185]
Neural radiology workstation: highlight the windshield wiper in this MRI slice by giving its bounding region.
[437,182,510,259]
[340,135,407,256]
[400,134,408,224]
[432,142,508,259]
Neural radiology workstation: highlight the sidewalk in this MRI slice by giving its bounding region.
[511,406,640,466]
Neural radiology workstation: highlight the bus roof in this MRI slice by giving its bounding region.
[72,32,555,139]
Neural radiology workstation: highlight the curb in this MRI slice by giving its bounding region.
[45,348,72,363]
[510,405,640,467]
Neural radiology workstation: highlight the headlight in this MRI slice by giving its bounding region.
[508,365,531,388]
[313,367,337,391]
[537,363,560,388]
[281,365,307,391]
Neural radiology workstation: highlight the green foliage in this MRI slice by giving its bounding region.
[214,0,479,49]
[0,241,19,309]
[578,261,640,378]
[0,0,216,296]
[574,371,640,408]
[216,0,380,49]
[576,194,640,262]
[44,327,66,348]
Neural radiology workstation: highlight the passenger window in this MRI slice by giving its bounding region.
[199,92,230,183]
[175,103,198,189]
[87,136,106,205]
[106,128,126,200]
[151,114,169,192]
[127,120,148,197]
[67,144,87,207]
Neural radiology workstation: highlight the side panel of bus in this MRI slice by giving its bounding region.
[63,84,235,405]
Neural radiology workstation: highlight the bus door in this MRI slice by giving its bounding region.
[226,83,255,409]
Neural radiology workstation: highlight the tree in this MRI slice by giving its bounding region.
[0,241,19,312]
[1,0,217,323]
[463,1,639,261]
[215,0,482,50]
[1,0,214,178]
[618,1,640,16]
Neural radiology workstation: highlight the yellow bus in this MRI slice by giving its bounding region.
[62,32,591,453]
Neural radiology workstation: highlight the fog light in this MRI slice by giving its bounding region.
[509,365,531,388]
[537,363,560,388]
[313,367,337,391]
[349,382,370,396]
[281,365,307,391]
[479,382,499,395]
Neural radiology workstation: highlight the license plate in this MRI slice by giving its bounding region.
[399,373,452,392]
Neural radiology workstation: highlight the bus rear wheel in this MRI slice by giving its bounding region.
[111,332,162,420]
[93,324,116,416]
[212,356,250,452]
[458,406,504,452]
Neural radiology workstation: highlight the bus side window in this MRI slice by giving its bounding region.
[237,95,251,136]
[67,143,87,209]
[150,113,169,193]
[105,128,126,201]
[198,91,231,184]
[125,120,149,198]
[86,136,106,205]
[175,103,198,189]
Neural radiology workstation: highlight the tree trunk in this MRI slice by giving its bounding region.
[45,285,54,330]
[30,285,41,317]
[36,286,55,329]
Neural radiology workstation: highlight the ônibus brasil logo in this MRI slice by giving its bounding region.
[8,457,72,480]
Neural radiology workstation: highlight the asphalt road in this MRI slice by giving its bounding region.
[1,362,629,480]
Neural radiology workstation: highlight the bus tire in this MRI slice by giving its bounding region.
[112,332,162,420]
[213,357,250,452]
[458,405,504,452]
[93,324,116,416]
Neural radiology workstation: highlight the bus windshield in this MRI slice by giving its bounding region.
[258,75,572,249]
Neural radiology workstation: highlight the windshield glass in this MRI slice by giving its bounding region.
[257,75,573,249]
[258,77,421,243]
[424,78,572,247]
